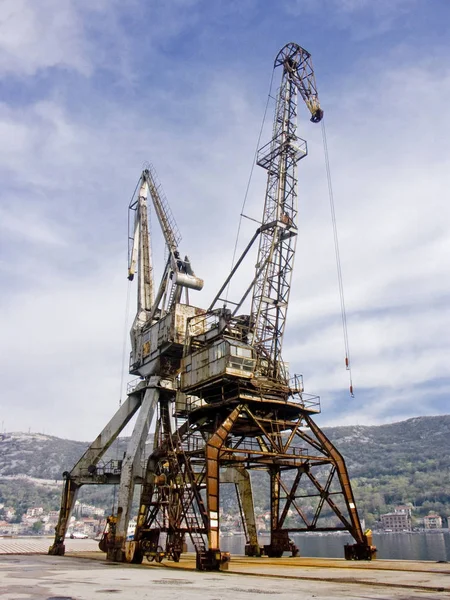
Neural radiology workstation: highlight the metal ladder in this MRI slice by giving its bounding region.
[175,443,208,568]
[182,486,207,568]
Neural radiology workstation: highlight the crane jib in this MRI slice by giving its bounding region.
[249,42,323,380]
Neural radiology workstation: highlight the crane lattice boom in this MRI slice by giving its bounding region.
[250,43,323,381]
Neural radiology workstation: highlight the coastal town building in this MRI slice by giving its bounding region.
[380,511,411,532]
[394,505,412,517]
[26,507,44,517]
[423,514,443,529]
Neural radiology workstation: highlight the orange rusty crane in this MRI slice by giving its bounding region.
[50,43,375,568]
[126,43,375,569]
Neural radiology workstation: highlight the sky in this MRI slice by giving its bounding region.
[1,0,449,441]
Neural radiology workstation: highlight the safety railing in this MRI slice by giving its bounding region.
[181,379,320,414]
[230,436,309,456]
[288,391,321,413]
[127,377,144,395]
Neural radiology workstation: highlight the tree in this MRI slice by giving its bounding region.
[12,510,23,523]
[32,521,44,534]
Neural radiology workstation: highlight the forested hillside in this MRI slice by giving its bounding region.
[325,415,450,524]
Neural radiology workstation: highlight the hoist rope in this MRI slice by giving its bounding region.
[225,68,275,303]
[320,118,354,397]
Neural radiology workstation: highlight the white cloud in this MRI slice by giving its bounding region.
[283,0,418,39]
[0,0,92,76]
[0,67,263,440]
[0,259,128,440]
[276,55,450,424]
[0,204,68,247]
[1,4,449,439]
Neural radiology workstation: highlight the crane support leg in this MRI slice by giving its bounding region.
[71,394,142,477]
[222,467,260,556]
[304,415,376,560]
[48,394,143,556]
[48,477,81,555]
[203,406,241,570]
[107,379,160,562]
[264,467,289,558]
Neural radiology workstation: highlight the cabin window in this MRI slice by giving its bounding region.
[211,341,226,361]
[230,345,252,358]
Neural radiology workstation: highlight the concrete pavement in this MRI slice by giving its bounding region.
[0,538,449,599]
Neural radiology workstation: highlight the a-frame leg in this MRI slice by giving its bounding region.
[107,381,160,561]
[222,466,260,556]
[48,394,143,555]
[304,414,376,559]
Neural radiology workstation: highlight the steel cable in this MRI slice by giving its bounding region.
[321,118,354,397]
[225,67,276,303]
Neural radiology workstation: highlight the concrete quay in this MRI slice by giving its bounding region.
[0,538,449,599]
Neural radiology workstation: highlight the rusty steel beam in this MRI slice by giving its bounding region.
[205,406,242,551]
[304,414,364,544]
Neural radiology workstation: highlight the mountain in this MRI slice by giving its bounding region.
[0,432,129,480]
[0,432,89,480]
[324,415,450,524]
[1,415,449,525]
[0,432,130,515]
